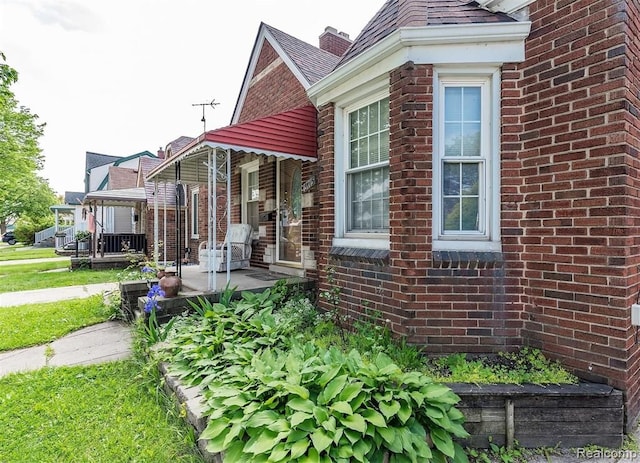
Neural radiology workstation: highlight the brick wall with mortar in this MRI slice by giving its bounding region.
[144,207,182,264]
[505,0,640,428]
[317,63,523,352]
[238,41,310,124]
[315,0,640,429]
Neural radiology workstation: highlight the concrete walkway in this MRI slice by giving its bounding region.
[0,282,119,307]
[0,256,70,266]
[0,281,132,378]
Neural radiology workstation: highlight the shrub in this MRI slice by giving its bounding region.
[14,216,54,244]
[161,290,470,462]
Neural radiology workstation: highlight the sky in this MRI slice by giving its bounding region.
[0,0,383,196]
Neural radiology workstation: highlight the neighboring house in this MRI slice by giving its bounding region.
[148,0,640,431]
[83,150,156,234]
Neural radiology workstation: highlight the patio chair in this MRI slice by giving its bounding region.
[198,223,253,272]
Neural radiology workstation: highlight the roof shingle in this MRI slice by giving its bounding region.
[265,24,341,85]
[338,0,514,66]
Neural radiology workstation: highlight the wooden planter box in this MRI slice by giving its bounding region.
[449,382,624,449]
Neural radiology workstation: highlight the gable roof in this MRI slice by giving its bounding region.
[95,151,156,191]
[138,156,176,205]
[85,152,121,171]
[338,0,515,66]
[166,136,195,158]
[232,23,340,123]
[264,24,341,85]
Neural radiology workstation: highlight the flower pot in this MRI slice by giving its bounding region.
[159,271,181,298]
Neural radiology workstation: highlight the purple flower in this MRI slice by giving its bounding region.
[142,265,154,274]
[144,284,166,313]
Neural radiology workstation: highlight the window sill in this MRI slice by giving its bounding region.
[329,246,389,265]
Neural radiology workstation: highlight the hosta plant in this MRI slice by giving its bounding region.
[199,342,469,463]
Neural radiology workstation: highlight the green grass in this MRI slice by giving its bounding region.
[0,360,204,462]
[0,262,122,293]
[0,295,115,351]
[0,245,57,261]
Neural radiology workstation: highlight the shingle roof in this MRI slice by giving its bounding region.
[338,0,514,66]
[139,156,176,205]
[64,191,85,205]
[166,136,194,157]
[264,24,341,84]
[85,152,122,171]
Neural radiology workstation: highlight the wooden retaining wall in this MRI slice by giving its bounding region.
[450,382,624,448]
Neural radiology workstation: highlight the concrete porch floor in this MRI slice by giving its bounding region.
[177,264,310,294]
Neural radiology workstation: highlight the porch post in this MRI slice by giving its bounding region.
[153,180,159,264]
[163,183,167,265]
[207,148,212,290]
[226,148,231,282]
[208,148,217,291]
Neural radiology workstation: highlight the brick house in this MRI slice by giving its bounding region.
[306,0,640,431]
[148,0,640,431]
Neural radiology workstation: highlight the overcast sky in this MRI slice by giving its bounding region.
[0,0,382,195]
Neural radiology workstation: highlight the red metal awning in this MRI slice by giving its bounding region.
[147,105,317,183]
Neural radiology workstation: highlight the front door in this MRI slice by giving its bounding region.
[277,158,302,265]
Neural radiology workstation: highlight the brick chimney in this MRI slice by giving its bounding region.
[319,26,352,57]
[157,146,165,159]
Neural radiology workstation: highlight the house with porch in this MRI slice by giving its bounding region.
[147,0,640,434]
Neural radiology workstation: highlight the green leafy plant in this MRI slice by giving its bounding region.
[75,230,91,240]
[199,343,469,462]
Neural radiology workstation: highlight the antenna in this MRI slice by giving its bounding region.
[192,99,219,133]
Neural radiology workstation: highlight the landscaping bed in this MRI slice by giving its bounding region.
[136,284,625,460]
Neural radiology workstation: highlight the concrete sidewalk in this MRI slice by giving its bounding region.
[0,256,70,266]
[0,321,132,377]
[0,281,133,378]
[0,282,119,307]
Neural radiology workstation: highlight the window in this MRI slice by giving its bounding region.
[242,161,260,235]
[191,188,199,238]
[433,70,500,251]
[334,95,390,249]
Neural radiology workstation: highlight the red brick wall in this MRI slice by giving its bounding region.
[507,0,640,428]
[238,41,310,123]
[144,207,183,265]
[317,63,523,353]
[624,0,640,428]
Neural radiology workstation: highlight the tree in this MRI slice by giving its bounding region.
[0,52,54,233]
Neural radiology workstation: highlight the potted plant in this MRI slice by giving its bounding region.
[75,230,91,250]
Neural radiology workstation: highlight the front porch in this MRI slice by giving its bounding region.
[120,265,314,321]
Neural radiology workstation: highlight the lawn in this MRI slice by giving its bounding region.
[0,360,204,462]
[0,261,123,293]
[0,295,116,351]
[0,245,57,261]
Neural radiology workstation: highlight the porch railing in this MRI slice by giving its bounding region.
[99,233,146,254]
[35,225,57,244]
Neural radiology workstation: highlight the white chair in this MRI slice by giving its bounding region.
[198,223,253,272]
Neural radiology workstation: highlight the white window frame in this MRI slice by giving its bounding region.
[334,89,390,250]
[432,67,501,252]
[190,187,199,239]
[241,160,260,238]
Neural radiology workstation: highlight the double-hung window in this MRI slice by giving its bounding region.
[339,96,389,246]
[433,70,500,251]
